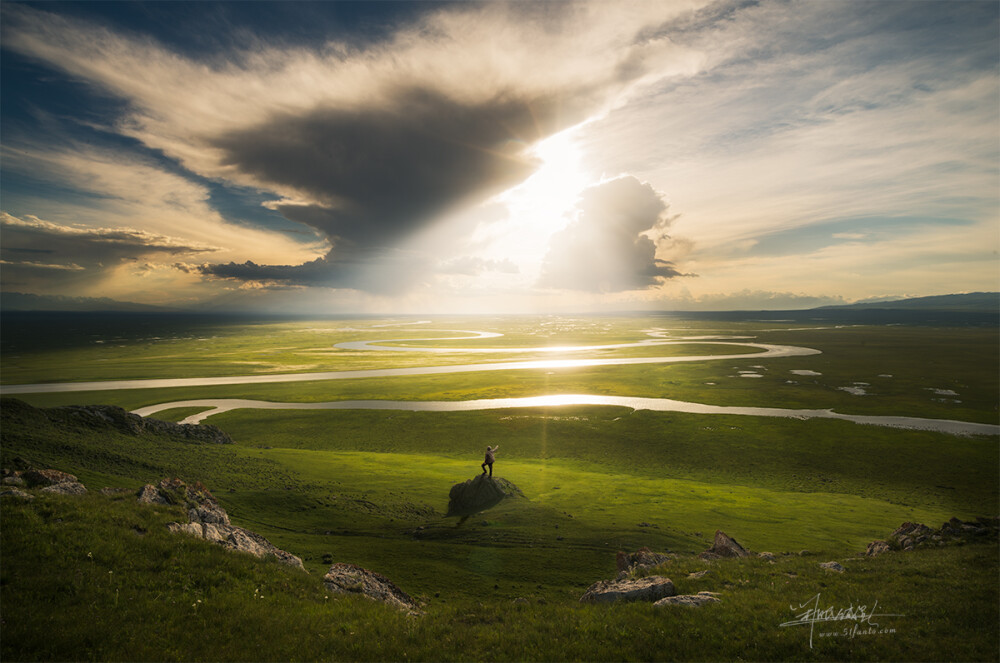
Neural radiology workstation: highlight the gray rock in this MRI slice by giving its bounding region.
[40,481,87,496]
[136,484,169,505]
[167,521,203,537]
[1,487,34,501]
[757,551,776,561]
[157,477,304,570]
[446,475,522,518]
[687,570,710,579]
[580,576,676,604]
[699,530,752,560]
[324,562,419,613]
[820,561,845,572]
[2,474,26,487]
[865,540,891,557]
[616,547,671,576]
[22,469,77,487]
[654,591,721,607]
[189,503,231,526]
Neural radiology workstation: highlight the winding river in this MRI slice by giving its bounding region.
[3,329,997,436]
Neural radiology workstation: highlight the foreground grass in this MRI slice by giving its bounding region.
[2,492,996,662]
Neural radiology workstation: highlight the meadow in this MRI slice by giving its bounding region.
[1,312,997,661]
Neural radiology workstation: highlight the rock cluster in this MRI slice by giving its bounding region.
[2,467,88,496]
[138,478,305,570]
[323,562,420,614]
[864,517,999,556]
[581,547,724,608]
[445,474,522,518]
[699,530,752,560]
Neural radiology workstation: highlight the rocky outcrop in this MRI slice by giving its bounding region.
[140,478,304,571]
[22,468,78,487]
[323,563,419,614]
[446,475,522,518]
[819,561,845,572]
[55,404,233,444]
[0,399,232,445]
[699,530,752,560]
[863,517,998,556]
[654,591,721,607]
[580,576,676,604]
[19,468,87,495]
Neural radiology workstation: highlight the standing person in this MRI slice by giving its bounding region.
[481,445,499,477]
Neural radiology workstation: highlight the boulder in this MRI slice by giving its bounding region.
[136,484,169,505]
[1,487,34,501]
[1,471,25,487]
[820,561,845,573]
[616,547,671,577]
[699,530,752,560]
[22,469,77,488]
[580,576,676,604]
[757,552,776,561]
[40,481,87,496]
[865,540,891,557]
[324,562,419,613]
[446,475,521,518]
[654,591,721,607]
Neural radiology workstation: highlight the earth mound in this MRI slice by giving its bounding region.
[445,474,522,518]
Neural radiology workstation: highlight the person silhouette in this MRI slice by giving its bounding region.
[481,445,499,477]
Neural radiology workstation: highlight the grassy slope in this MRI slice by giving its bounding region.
[2,491,996,662]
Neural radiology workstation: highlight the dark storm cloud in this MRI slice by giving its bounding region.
[201,86,592,290]
[199,247,434,296]
[538,176,684,293]
[210,87,579,249]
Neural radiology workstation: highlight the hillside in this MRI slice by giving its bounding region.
[1,398,998,661]
[819,292,999,312]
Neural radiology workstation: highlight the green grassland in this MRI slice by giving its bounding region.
[1,313,998,661]
[6,317,997,426]
[4,491,995,662]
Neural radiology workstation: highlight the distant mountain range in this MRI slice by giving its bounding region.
[816,292,999,312]
[1,290,997,315]
[0,292,176,313]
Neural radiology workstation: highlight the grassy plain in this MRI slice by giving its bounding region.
[1,312,997,661]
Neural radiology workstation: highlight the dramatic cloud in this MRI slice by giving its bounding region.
[1,1,706,292]
[539,176,684,293]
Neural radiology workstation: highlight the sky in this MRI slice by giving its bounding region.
[1,0,997,314]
